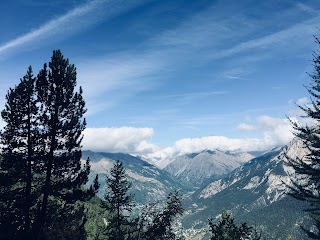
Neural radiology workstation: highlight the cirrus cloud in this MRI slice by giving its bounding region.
[0,0,146,56]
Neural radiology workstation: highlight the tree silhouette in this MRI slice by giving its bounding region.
[0,66,41,239]
[0,50,99,240]
[287,34,320,238]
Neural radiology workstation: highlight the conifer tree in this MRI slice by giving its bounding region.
[0,50,99,239]
[101,160,134,240]
[144,190,184,240]
[208,211,252,240]
[0,66,40,239]
[287,35,320,238]
[34,49,97,238]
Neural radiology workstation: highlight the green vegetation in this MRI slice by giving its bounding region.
[0,50,98,239]
[84,196,109,240]
[287,35,320,238]
[208,211,263,240]
[141,190,184,240]
[101,160,135,239]
[0,49,185,240]
[99,160,184,240]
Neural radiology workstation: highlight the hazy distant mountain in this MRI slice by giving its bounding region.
[181,139,312,239]
[164,150,255,187]
[82,151,189,204]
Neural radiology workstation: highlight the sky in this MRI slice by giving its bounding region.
[0,0,320,161]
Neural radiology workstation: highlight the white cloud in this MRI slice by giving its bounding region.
[296,2,318,15]
[0,0,145,55]
[148,1,320,62]
[237,123,257,131]
[76,51,165,115]
[81,125,282,164]
[81,116,296,163]
[77,52,163,97]
[143,116,296,163]
[210,15,320,60]
[144,135,280,163]
[257,116,294,145]
[238,115,295,147]
[296,97,309,106]
[82,127,158,154]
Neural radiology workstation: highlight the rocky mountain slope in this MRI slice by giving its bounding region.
[181,139,312,239]
[164,150,255,187]
[82,151,189,204]
[81,140,313,239]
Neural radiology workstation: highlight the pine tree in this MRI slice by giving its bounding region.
[0,66,40,239]
[287,35,320,238]
[101,160,134,240]
[33,49,97,238]
[0,50,99,239]
[208,211,252,240]
[144,190,184,240]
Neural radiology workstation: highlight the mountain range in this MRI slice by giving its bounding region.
[181,139,311,239]
[81,151,190,204]
[83,139,312,239]
[164,150,255,187]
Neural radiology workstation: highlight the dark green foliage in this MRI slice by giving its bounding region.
[100,161,184,240]
[85,196,109,240]
[0,66,41,239]
[141,190,184,240]
[0,50,99,239]
[101,160,134,240]
[287,35,320,238]
[208,211,252,240]
[40,200,88,240]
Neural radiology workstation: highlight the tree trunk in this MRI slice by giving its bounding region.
[24,110,32,238]
[36,106,58,239]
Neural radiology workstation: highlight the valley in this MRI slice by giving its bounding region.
[83,138,312,239]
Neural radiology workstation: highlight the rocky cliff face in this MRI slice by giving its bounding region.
[182,139,312,239]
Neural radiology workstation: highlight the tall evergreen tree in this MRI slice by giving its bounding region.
[101,160,134,240]
[33,49,97,238]
[0,50,98,239]
[0,66,40,239]
[287,35,320,238]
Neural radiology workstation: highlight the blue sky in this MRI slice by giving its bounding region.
[1,0,319,160]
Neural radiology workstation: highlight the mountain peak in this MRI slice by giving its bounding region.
[164,150,255,187]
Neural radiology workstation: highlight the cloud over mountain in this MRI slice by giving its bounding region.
[82,114,295,162]
[83,127,158,154]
